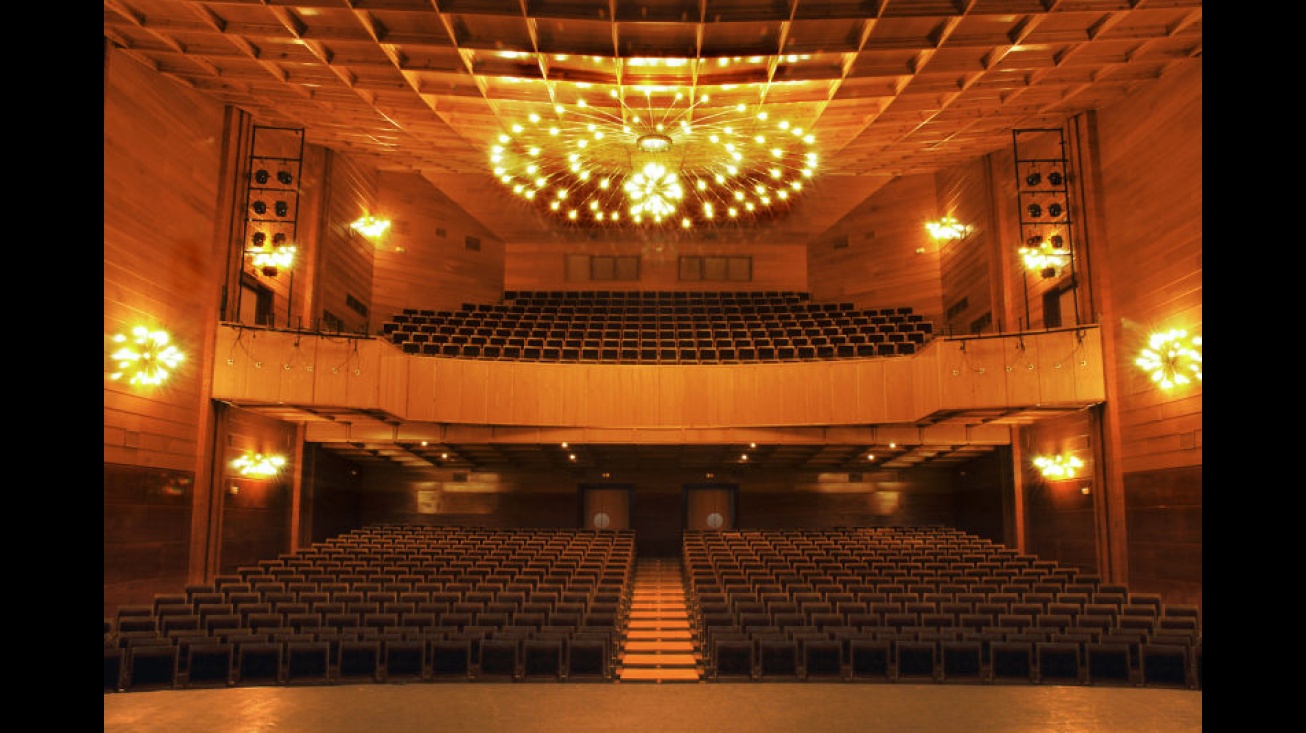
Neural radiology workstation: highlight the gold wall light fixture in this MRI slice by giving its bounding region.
[926,216,971,242]
[231,452,287,477]
[1033,454,1084,480]
[108,326,184,386]
[1136,329,1202,389]
[351,215,392,238]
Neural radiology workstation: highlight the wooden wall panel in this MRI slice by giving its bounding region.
[311,337,355,406]
[457,361,491,423]
[628,367,661,425]
[104,45,227,612]
[510,363,544,424]
[104,464,195,618]
[828,362,862,423]
[1123,466,1202,608]
[104,47,224,474]
[538,364,568,423]
[217,406,297,572]
[487,364,517,420]
[405,357,440,421]
[372,171,506,318]
[1005,336,1044,406]
[377,346,410,416]
[855,359,887,418]
[279,336,318,405]
[431,360,464,420]
[1036,330,1080,404]
[313,153,379,334]
[1095,61,1203,475]
[935,159,1004,335]
[807,173,946,323]
[883,358,918,422]
[658,368,687,425]
[503,240,808,294]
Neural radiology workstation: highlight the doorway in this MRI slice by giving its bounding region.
[683,484,738,531]
[579,484,634,530]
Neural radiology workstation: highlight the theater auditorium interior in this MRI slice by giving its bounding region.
[104,1,1202,730]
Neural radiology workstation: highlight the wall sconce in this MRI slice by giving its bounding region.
[1033,454,1084,480]
[925,216,971,242]
[231,452,287,477]
[351,215,392,238]
[108,326,185,386]
[1135,329,1202,389]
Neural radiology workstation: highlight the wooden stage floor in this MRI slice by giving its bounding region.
[104,681,1202,733]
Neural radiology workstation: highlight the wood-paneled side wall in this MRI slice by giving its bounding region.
[806,173,945,324]
[104,464,195,619]
[372,171,506,319]
[935,159,1003,335]
[1020,411,1101,577]
[303,445,365,546]
[503,240,808,294]
[104,45,224,473]
[216,403,298,572]
[105,44,229,614]
[1123,466,1202,607]
[1094,60,1203,476]
[312,152,379,334]
[1090,60,1202,601]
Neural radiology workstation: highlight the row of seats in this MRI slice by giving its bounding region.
[380,292,933,363]
[106,527,636,692]
[683,528,1201,689]
[700,624,1197,686]
[501,290,815,305]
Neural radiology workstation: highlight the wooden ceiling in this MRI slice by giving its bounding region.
[105,0,1202,244]
[108,1,1194,474]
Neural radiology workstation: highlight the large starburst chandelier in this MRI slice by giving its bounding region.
[489,84,819,230]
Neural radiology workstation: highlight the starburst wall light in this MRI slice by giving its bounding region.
[1136,329,1202,390]
[488,85,819,230]
[108,326,184,386]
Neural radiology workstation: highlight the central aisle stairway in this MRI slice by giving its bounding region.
[616,557,703,683]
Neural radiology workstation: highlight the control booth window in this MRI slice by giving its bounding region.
[679,255,752,282]
[565,254,640,281]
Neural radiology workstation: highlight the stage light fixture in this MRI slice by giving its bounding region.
[251,232,266,247]
[1027,203,1042,218]
[254,169,270,185]
[272,233,286,245]
[1048,203,1063,218]
[1025,171,1042,186]
[251,201,267,215]
[274,201,289,217]
[1048,171,1064,186]
[1049,235,1064,247]
[1026,235,1043,246]
[276,171,294,185]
